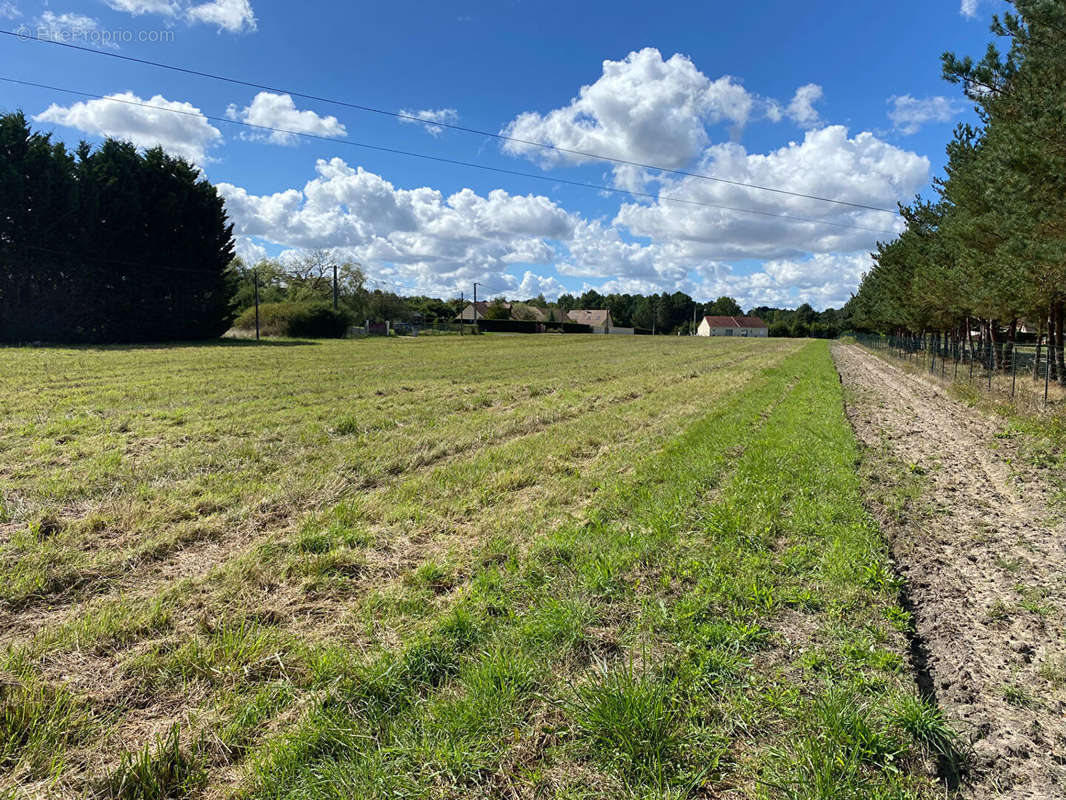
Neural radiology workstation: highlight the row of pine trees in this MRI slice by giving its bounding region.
[849,0,1066,382]
[0,112,234,343]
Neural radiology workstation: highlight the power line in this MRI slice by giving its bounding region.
[0,76,902,237]
[8,242,399,291]
[1,29,899,215]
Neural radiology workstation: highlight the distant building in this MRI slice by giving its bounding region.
[455,303,615,330]
[697,315,768,337]
[567,309,613,329]
[456,301,511,321]
[510,303,551,322]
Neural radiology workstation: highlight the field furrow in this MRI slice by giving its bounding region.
[835,344,1066,798]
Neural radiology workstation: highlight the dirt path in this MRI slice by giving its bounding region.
[833,344,1066,799]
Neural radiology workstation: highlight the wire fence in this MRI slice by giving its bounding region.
[854,333,1066,410]
[347,321,470,337]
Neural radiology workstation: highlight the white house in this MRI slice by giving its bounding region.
[697,315,769,337]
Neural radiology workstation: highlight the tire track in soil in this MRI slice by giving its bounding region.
[833,344,1066,799]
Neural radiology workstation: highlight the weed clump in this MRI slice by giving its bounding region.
[0,677,88,778]
[569,660,684,786]
[106,725,205,800]
[889,695,959,764]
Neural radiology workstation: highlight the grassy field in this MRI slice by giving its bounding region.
[0,336,954,799]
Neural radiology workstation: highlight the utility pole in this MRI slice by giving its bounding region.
[460,291,464,336]
[332,261,338,309]
[692,304,700,336]
[253,268,260,341]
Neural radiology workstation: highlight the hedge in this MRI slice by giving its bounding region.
[232,302,351,338]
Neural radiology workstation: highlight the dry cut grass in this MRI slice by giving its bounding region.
[0,336,952,799]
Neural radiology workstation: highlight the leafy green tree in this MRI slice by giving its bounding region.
[230,257,287,313]
[511,303,542,321]
[406,296,456,323]
[483,299,512,320]
[769,321,791,337]
[578,289,605,309]
[707,296,742,316]
[283,249,365,306]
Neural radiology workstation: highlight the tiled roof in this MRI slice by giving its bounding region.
[702,315,767,328]
[567,309,611,326]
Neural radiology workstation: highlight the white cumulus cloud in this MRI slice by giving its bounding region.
[103,0,178,15]
[500,48,760,171]
[34,11,116,46]
[516,270,569,300]
[215,123,927,309]
[786,83,823,128]
[34,92,222,163]
[102,0,256,32]
[686,252,872,309]
[217,157,578,297]
[887,94,964,135]
[614,125,924,261]
[399,108,459,136]
[0,2,20,19]
[499,48,837,189]
[960,0,979,17]
[186,0,255,32]
[226,93,347,145]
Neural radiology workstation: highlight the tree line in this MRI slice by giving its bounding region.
[231,260,847,338]
[0,112,234,343]
[849,0,1066,383]
[551,292,844,336]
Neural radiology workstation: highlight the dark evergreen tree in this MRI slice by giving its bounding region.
[0,113,235,342]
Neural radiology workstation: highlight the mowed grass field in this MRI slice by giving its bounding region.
[0,336,954,799]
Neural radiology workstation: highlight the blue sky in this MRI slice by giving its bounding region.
[1,0,1005,308]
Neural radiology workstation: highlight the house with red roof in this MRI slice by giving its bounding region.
[697,315,768,337]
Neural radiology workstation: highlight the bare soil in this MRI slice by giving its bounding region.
[833,344,1066,798]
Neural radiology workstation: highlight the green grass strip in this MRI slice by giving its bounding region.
[232,343,954,800]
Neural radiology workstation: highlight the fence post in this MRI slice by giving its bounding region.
[1046,344,1051,406]
[253,268,260,341]
[1011,351,1017,399]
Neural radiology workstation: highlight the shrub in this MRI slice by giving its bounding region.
[769,322,791,338]
[233,302,350,338]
